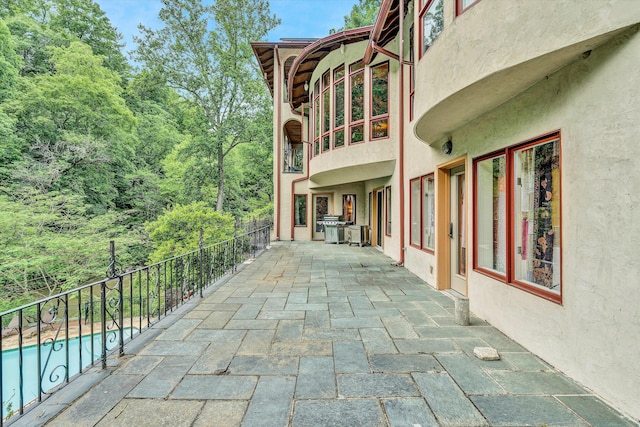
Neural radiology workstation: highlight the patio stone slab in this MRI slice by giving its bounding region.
[333,341,370,373]
[171,375,258,399]
[370,354,442,373]
[360,327,398,354]
[96,399,204,427]
[394,338,457,353]
[337,373,419,397]
[127,355,197,398]
[383,397,439,427]
[436,353,505,395]
[471,395,588,426]
[242,376,295,427]
[293,399,386,427]
[490,370,590,395]
[413,372,488,426]
[138,340,208,357]
[556,395,639,427]
[155,318,202,341]
[295,356,336,398]
[193,401,248,427]
[228,355,299,375]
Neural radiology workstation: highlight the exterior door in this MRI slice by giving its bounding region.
[450,166,467,295]
[313,195,330,240]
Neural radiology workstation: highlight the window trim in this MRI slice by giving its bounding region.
[456,0,481,16]
[333,64,346,150]
[473,131,562,304]
[293,194,308,227]
[348,60,365,145]
[321,70,331,153]
[385,186,392,237]
[312,79,320,157]
[369,61,390,141]
[419,0,444,59]
[410,174,436,253]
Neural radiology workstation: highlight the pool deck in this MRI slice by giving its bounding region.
[15,241,638,426]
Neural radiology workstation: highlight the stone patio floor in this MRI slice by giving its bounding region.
[18,241,637,426]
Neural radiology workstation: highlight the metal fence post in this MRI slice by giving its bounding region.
[199,228,204,298]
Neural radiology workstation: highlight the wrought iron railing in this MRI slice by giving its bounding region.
[0,223,270,425]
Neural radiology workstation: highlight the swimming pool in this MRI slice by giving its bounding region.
[1,328,138,419]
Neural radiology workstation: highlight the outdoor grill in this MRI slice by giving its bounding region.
[322,215,346,244]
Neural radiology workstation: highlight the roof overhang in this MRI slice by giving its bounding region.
[251,40,314,98]
[287,27,373,109]
[364,0,410,64]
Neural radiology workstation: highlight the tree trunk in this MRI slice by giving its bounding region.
[216,145,224,211]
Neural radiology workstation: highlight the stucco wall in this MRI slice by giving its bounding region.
[447,28,640,419]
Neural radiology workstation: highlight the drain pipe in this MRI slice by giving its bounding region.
[290,106,310,240]
[275,44,282,240]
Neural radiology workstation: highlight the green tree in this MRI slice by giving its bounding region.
[5,41,136,208]
[330,0,382,33]
[145,201,235,263]
[132,0,279,212]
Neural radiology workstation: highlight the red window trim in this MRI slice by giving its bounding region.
[409,174,436,253]
[348,60,365,145]
[421,174,435,254]
[321,70,331,153]
[385,185,392,237]
[370,61,390,141]
[456,0,481,16]
[418,0,438,60]
[333,64,346,150]
[472,131,562,304]
[293,194,308,227]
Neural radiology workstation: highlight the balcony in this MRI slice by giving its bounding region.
[413,0,639,144]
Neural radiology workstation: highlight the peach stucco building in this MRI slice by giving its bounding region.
[253,0,640,420]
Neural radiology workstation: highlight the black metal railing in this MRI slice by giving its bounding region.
[0,223,270,425]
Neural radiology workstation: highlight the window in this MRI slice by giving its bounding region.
[313,80,320,156]
[474,133,561,302]
[294,195,307,226]
[385,186,392,236]
[420,0,444,56]
[349,60,365,144]
[422,175,435,250]
[411,174,435,251]
[322,71,331,152]
[334,65,345,148]
[475,154,506,275]
[410,178,421,247]
[283,136,303,173]
[456,0,480,15]
[342,194,356,223]
[370,62,389,139]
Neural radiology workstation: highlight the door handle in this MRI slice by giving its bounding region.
[449,223,454,239]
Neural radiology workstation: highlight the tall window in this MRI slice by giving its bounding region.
[385,186,392,236]
[420,0,444,56]
[370,62,389,139]
[294,195,307,226]
[474,133,561,302]
[334,65,345,148]
[410,178,421,247]
[349,60,365,144]
[411,174,435,252]
[422,175,435,251]
[313,80,320,156]
[321,71,331,152]
[342,194,356,223]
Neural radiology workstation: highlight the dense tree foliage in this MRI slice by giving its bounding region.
[0,0,276,310]
[331,0,382,32]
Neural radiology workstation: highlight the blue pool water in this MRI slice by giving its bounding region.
[1,328,138,418]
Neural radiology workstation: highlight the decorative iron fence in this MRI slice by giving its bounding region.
[0,223,270,425]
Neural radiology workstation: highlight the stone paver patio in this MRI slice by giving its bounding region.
[20,241,637,426]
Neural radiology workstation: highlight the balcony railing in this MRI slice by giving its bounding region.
[0,221,271,425]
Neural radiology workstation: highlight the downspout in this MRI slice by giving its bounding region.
[398,0,406,267]
[275,45,281,240]
[290,106,310,240]
[369,5,406,266]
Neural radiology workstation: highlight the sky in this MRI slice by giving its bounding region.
[95,0,360,53]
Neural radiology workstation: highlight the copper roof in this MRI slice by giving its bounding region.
[287,27,373,109]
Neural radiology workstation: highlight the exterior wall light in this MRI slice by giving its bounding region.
[442,139,453,155]
[304,81,309,92]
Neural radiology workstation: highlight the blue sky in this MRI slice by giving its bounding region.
[96,0,360,52]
